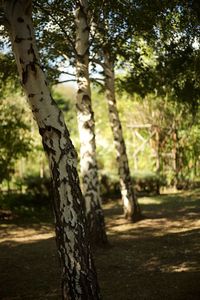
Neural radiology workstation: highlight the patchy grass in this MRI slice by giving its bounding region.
[0,190,200,299]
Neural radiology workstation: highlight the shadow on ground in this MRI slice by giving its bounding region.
[0,190,200,299]
[0,237,61,299]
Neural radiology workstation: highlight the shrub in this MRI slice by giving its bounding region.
[100,173,120,199]
[132,172,166,195]
[24,175,51,200]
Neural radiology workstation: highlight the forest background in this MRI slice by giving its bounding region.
[0,1,200,299]
[1,0,200,198]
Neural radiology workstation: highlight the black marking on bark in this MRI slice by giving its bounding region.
[26,24,31,36]
[22,61,37,85]
[50,137,54,148]
[30,62,36,72]
[32,108,39,113]
[84,121,93,130]
[58,111,64,127]
[17,17,24,23]
[22,67,28,85]
[45,125,62,140]
[83,26,90,33]
[27,43,34,55]
[39,127,45,136]
[61,177,68,185]
[76,103,83,112]
[46,126,52,132]
[69,149,77,160]
[39,97,44,102]
[50,96,57,107]
[82,94,90,102]
[19,58,24,64]
[78,69,85,77]
[14,36,25,43]
[28,93,35,98]
[43,142,56,155]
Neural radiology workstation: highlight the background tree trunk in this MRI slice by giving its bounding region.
[103,49,142,222]
[4,1,101,299]
[172,128,179,188]
[75,0,107,244]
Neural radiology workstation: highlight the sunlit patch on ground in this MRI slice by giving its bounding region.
[106,215,200,236]
[161,262,199,273]
[0,224,55,244]
[0,190,200,299]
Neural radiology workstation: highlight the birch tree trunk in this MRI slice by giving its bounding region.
[155,126,161,194]
[75,0,107,244]
[172,128,178,188]
[103,49,142,221]
[3,1,101,299]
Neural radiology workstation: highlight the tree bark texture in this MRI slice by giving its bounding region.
[75,0,107,244]
[4,1,101,299]
[172,128,179,188]
[103,49,141,221]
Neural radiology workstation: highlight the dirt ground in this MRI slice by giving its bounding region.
[0,190,200,299]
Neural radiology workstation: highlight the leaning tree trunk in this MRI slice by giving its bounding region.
[4,1,101,299]
[103,49,141,221]
[74,0,107,245]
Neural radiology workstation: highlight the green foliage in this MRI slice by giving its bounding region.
[0,98,32,184]
[100,174,120,199]
[23,175,51,200]
[132,171,166,195]
[92,86,118,175]
[0,192,52,218]
[0,53,20,97]
[1,0,199,194]
[52,85,79,148]
[100,171,165,199]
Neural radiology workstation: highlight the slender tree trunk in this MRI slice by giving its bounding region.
[103,49,142,221]
[4,1,101,299]
[172,128,178,188]
[75,0,107,244]
[155,126,160,194]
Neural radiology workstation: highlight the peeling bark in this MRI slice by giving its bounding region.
[103,49,142,222]
[4,1,101,299]
[75,0,107,245]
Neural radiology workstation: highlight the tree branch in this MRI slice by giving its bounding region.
[34,2,77,55]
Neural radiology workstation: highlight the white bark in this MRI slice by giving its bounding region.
[4,1,101,298]
[103,49,141,221]
[75,0,107,243]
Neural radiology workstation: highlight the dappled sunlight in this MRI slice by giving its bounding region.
[0,224,55,244]
[139,197,162,205]
[103,200,122,210]
[106,215,200,238]
[0,190,200,299]
[97,191,200,294]
[142,257,200,273]
[104,192,200,240]
[161,262,199,273]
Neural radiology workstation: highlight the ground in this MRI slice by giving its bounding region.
[0,190,200,299]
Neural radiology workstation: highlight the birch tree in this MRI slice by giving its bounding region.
[102,48,141,221]
[91,1,143,221]
[75,0,107,244]
[2,0,101,298]
[35,0,107,244]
